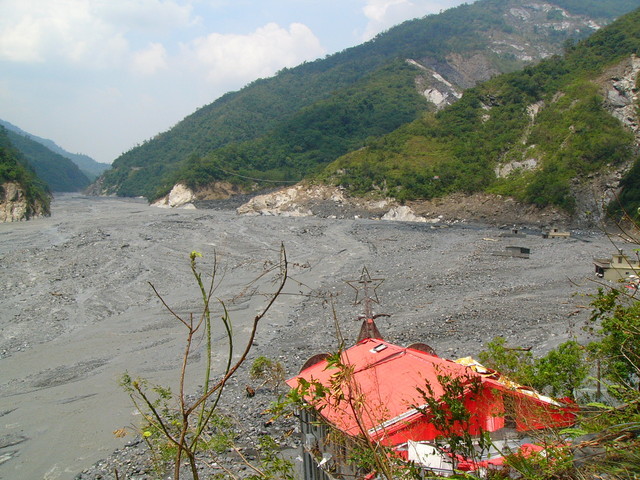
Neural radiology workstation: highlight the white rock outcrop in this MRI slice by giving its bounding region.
[495,158,539,178]
[237,184,397,218]
[382,206,434,223]
[237,185,315,216]
[151,183,196,209]
[424,88,449,109]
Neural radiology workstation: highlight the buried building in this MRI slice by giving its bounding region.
[593,249,640,283]
[286,270,577,479]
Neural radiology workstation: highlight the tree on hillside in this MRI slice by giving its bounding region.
[0,127,51,218]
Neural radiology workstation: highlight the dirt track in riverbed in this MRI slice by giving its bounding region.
[0,194,620,479]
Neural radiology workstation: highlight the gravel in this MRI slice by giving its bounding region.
[0,193,618,479]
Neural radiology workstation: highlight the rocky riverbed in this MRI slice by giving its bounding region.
[0,194,626,479]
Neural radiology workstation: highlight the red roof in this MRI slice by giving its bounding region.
[286,338,476,438]
[286,338,576,443]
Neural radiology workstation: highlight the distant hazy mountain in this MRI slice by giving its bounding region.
[3,128,90,192]
[0,119,110,180]
[95,0,640,200]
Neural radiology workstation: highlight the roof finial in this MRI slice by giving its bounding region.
[347,267,389,342]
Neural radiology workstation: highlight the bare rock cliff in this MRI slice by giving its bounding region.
[571,55,640,226]
[410,1,606,111]
[151,183,196,209]
[151,181,245,209]
[600,55,640,144]
[0,182,48,222]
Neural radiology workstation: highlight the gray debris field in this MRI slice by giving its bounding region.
[0,194,619,479]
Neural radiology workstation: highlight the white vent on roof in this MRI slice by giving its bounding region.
[371,344,387,353]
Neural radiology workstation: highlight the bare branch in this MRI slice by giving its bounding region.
[148,282,190,329]
[187,243,288,416]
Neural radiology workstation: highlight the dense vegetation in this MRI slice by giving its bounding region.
[321,7,640,212]
[98,0,637,200]
[6,130,91,192]
[553,0,640,17]
[163,61,431,194]
[0,127,51,217]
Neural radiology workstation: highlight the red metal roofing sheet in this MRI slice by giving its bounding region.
[286,338,474,436]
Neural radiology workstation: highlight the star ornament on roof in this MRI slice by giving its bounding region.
[346,267,384,318]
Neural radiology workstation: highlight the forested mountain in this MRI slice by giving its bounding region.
[4,130,90,192]
[320,7,640,216]
[0,127,51,220]
[0,119,109,181]
[33,144,107,181]
[96,0,640,200]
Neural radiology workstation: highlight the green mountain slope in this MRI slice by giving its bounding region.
[551,0,639,17]
[0,127,51,219]
[319,8,640,214]
[6,130,91,192]
[0,119,110,180]
[98,0,639,200]
[31,144,108,181]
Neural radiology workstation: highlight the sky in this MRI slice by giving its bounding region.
[0,0,470,164]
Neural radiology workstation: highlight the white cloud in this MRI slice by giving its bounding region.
[364,0,408,23]
[361,0,462,40]
[0,0,194,67]
[183,22,326,86]
[0,0,119,66]
[92,0,195,33]
[131,42,168,75]
[0,14,43,62]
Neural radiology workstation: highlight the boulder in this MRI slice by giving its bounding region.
[151,183,196,208]
[382,206,433,223]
